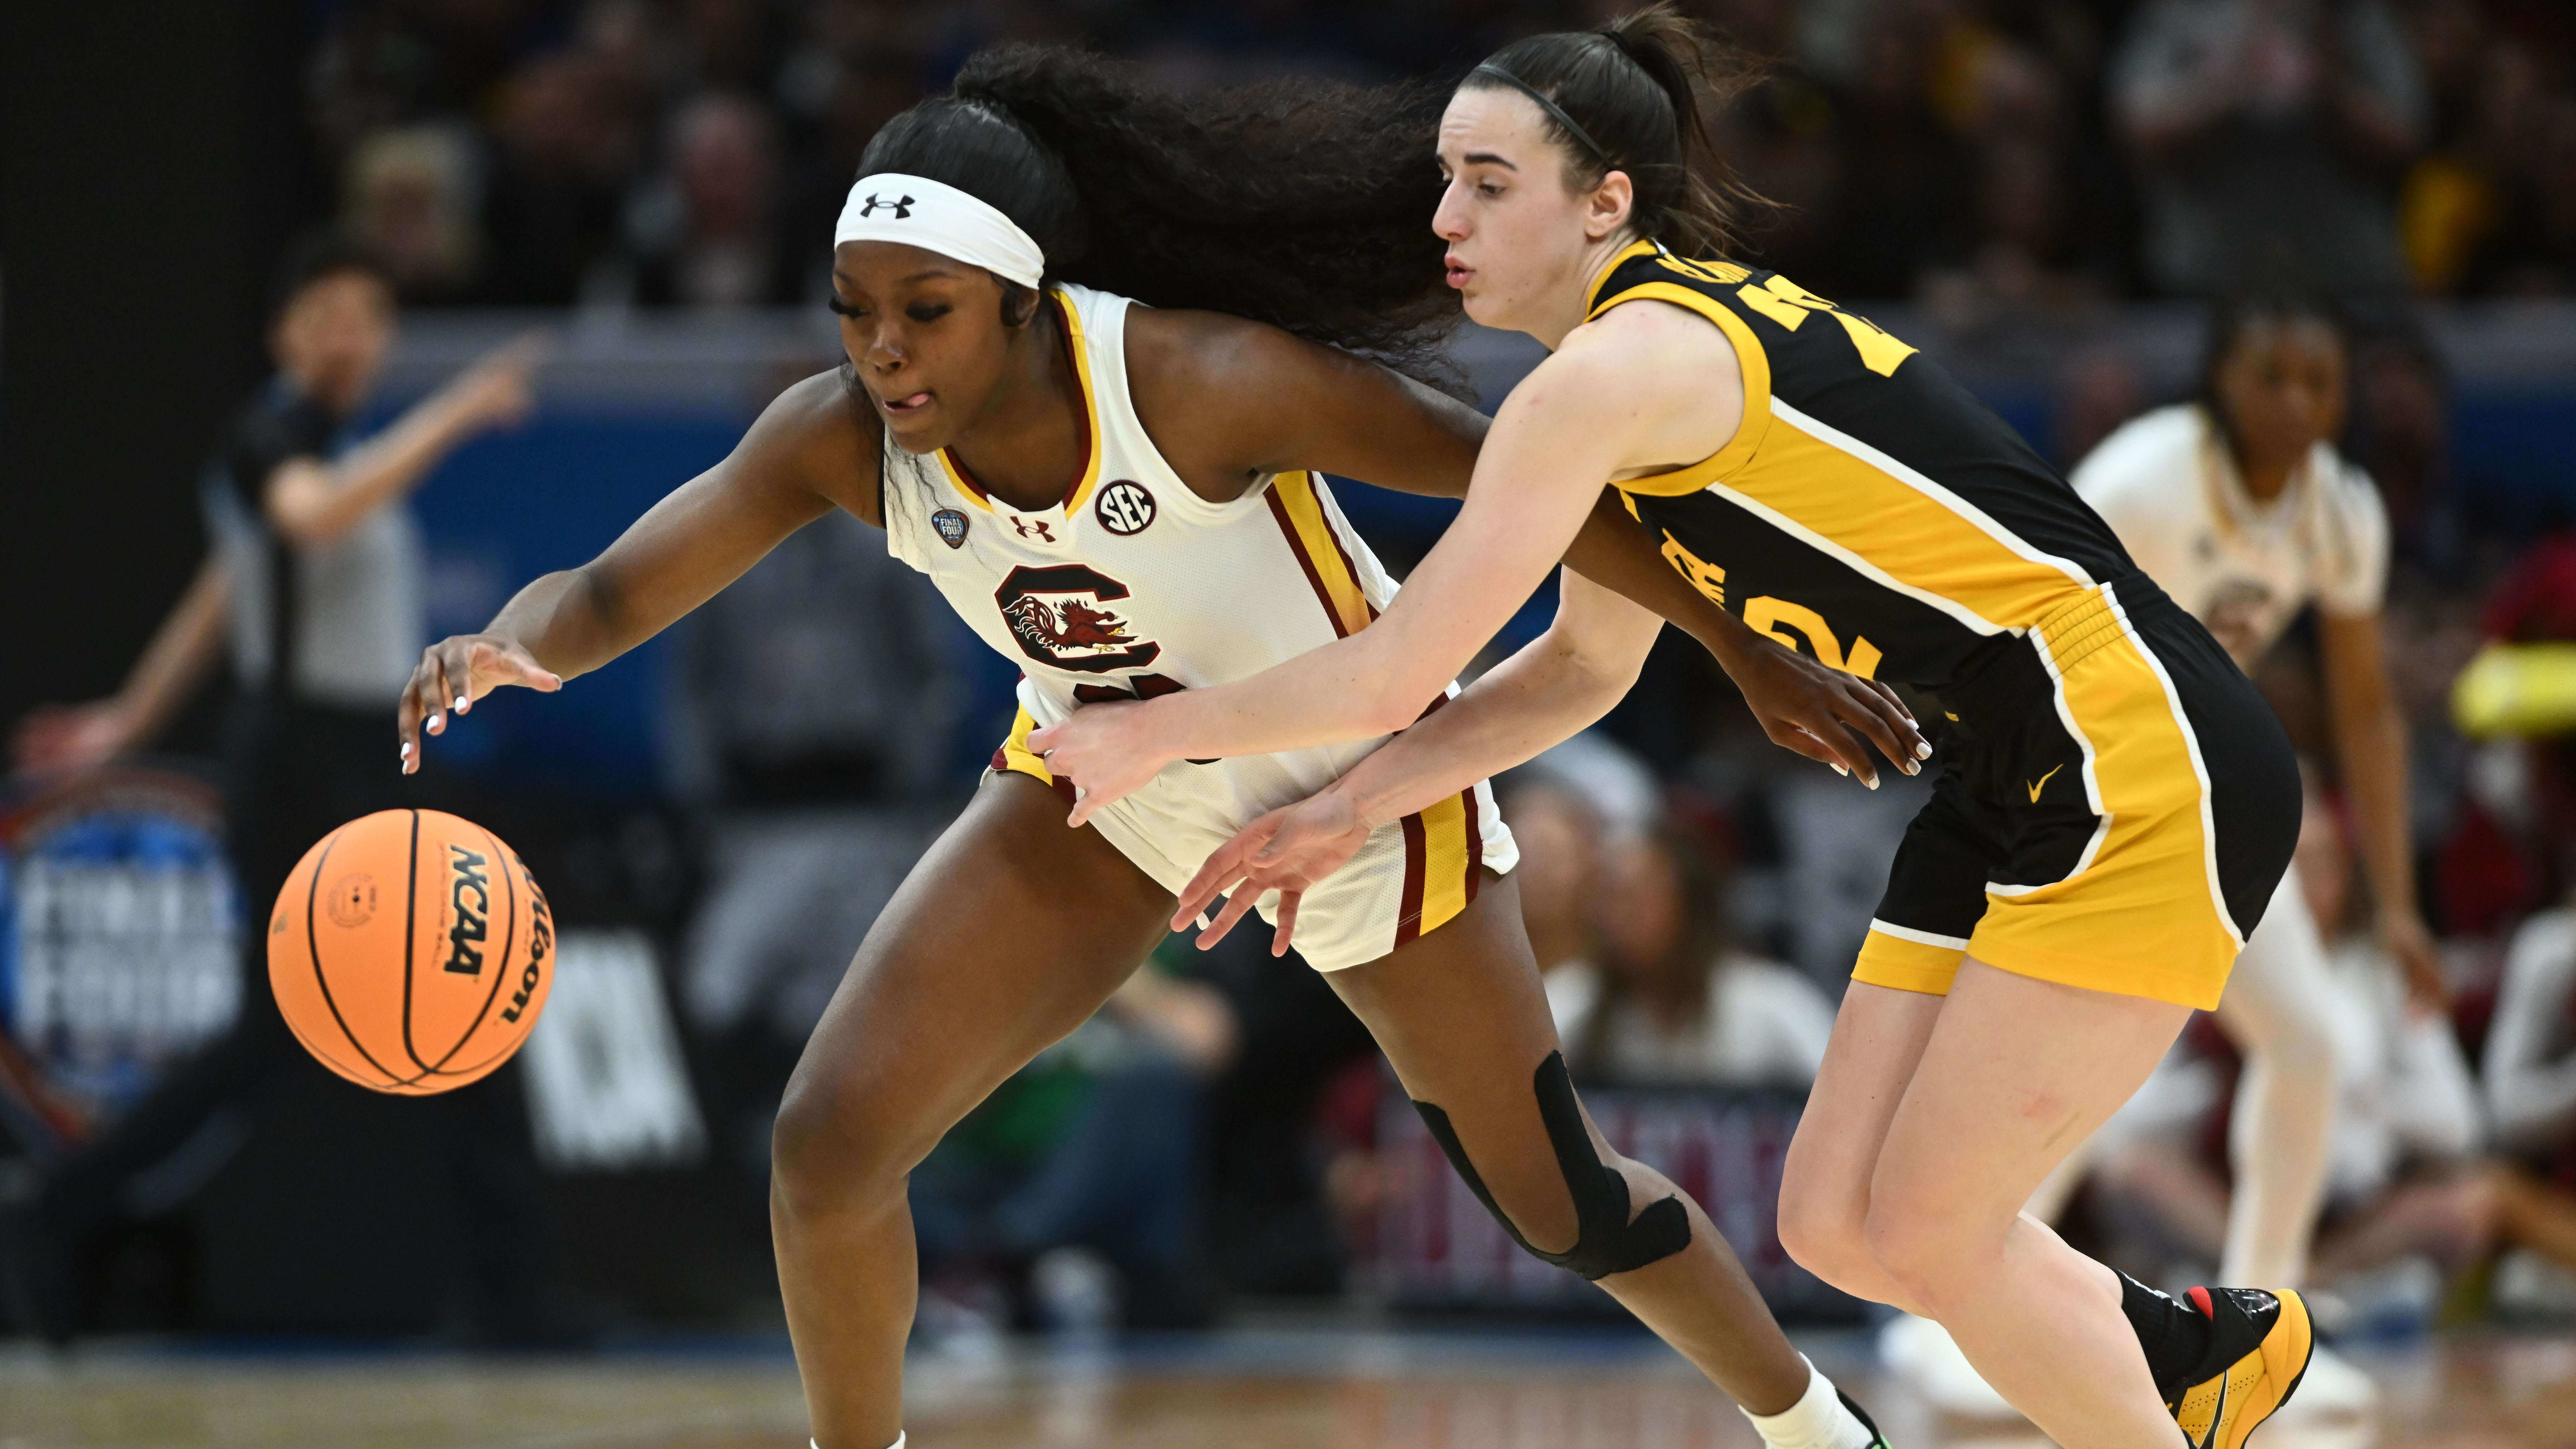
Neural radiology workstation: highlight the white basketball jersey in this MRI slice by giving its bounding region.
[880,283,1506,901]
[2072,403,2388,668]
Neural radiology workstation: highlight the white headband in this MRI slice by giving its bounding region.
[833,173,1046,290]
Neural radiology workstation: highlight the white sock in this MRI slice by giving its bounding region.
[1739,1356,1874,1449]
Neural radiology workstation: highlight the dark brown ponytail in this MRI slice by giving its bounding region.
[1465,2,1771,260]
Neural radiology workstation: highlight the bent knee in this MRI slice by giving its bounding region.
[770,1075,929,1222]
[1862,1196,1997,1310]
[1776,1166,1872,1288]
[1470,1150,1583,1257]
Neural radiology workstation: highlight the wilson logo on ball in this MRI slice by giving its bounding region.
[442,844,491,976]
[501,879,552,1025]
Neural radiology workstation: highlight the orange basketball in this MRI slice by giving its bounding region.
[267,809,554,1095]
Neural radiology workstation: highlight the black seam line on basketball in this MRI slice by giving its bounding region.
[428,823,518,1073]
[442,1027,531,1078]
[396,808,436,1084]
[277,993,378,1088]
[443,971,548,1073]
[306,828,401,1086]
[275,884,380,1084]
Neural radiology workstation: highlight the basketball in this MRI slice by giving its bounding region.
[267,808,553,1095]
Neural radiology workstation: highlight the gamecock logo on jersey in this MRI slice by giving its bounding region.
[994,564,1163,673]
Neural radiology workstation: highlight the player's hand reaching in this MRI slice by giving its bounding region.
[2381,906,2451,1016]
[1713,619,1927,789]
[1024,700,1173,826]
[439,333,546,434]
[398,634,562,774]
[1171,791,1372,955]
[11,700,137,773]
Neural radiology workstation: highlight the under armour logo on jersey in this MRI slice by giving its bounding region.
[932,508,970,549]
[1010,515,1056,542]
[858,193,914,218]
[1095,480,1156,536]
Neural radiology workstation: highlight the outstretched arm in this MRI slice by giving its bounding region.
[1111,309,1922,793]
[1127,307,1721,666]
[1329,566,1664,826]
[1034,305,1924,819]
[1032,319,1698,818]
[398,370,870,771]
[268,336,542,545]
[1563,490,1923,786]
[1173,567,1659,953]
[12,558,231,771]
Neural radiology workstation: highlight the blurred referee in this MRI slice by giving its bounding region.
[8,236,560,1343]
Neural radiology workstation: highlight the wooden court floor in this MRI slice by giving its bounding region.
[5,1326,2572,1449]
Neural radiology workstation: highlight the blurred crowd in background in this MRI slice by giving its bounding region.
[13,0,2576,1356]
[309,0,2576,313]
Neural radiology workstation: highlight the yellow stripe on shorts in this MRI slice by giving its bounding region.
[1970,586,2239,1009]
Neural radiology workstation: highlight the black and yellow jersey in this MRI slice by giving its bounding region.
[1591,240,2139,716]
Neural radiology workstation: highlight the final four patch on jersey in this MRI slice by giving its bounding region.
[932,508,970,549]
[1094,479,1156,536]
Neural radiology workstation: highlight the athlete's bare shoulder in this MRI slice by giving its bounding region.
[1557,294,1740,389]
[1121,300,1282,376]
[737,365,887,525]
[1523,299,1745,480]
[1122,304,1479,504]
[1122,306,1304,500]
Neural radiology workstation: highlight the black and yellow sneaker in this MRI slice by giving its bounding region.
[2165,1286,2313,1449]
[1838,1388,1893,1448]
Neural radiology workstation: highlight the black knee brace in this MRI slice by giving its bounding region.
[1410,1051,1691,1281]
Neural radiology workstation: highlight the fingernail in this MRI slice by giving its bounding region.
[1904,760,1920,775]
[1866,774,1881,790]
[1831,763,1848,777]
[429,714,443,732]
[400,741,411,758]
[454,695,469,712]
[1916,741,1934,759]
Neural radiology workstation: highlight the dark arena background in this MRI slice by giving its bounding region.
[7,2,2576,1446]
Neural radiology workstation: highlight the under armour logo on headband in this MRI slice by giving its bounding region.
[836,173,1046,288]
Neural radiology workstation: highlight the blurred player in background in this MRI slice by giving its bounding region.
[7,237,553,1343]
[2071,272,2430,1414]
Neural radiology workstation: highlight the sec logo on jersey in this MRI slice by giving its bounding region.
[1095,480,1156,536]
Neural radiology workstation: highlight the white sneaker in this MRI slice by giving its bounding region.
[1876,1312,2018,1419]
[2271,1340,2378,1421]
